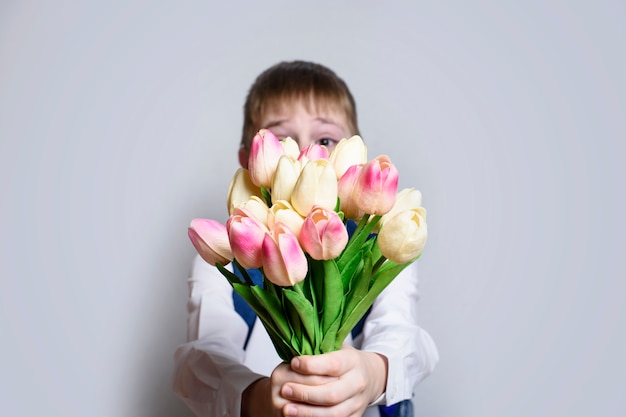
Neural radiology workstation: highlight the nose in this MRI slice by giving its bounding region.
[294,132,314,150]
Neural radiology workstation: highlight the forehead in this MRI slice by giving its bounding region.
[258,94,349,125]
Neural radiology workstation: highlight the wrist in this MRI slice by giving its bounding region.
[365,351,388,403]
[241,377,271,417]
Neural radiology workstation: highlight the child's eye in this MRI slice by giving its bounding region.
[317,137,338,148]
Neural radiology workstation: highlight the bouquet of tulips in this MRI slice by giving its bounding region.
[188,130,428,361]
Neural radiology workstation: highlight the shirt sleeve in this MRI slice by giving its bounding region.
[172,255,264,417]
[359,262,439,406]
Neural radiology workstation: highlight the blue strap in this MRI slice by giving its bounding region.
[377,399,414,417]
[232,267,263,349]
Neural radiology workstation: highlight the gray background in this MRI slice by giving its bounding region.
[1,1,624,416]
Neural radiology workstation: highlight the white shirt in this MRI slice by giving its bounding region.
[173,255,438,417]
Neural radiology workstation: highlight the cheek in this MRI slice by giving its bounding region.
[238,148,249,168]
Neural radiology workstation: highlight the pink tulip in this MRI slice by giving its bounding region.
[299,207,348,260]
[337,164,365,221]
[353,155,399,215]
[248,129,285,188]
[262,223,308,286]
[188,219,233,266]
[298,144,330,162]
[226,207,268,269]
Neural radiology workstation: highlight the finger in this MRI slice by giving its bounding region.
[291,348,356,377]
[287,373,338,386]
[281,378,360,407]
[282,400,361,417]
[274,363,338,386]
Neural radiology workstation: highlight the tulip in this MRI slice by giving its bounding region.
[353,155,399,215]
[329,135,367,178]
[268,200,305,237]
[377,208,427,264]
[380,188,423,226]
[298,144,330,162]
[291,159,338,217]
[271,155,302,203]
[280,136,300,159]
[337,164,365,221]
[262,223,308,286]
[227,168,263,215]
[248,129,285,188]
[240,196,270,226]
[188,219,233,266]
[226,207,268,269]
[299,207,349,260]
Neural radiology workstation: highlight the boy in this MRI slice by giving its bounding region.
[173,61,438,417]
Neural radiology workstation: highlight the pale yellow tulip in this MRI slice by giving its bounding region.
[378,208,427,264]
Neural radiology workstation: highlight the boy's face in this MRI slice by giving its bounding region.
[239,100,351,168]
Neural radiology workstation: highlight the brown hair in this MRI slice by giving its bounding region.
[240,61,359,150]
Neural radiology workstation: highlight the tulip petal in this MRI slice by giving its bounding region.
[378,208,427,263]
[227,208,268,269]
[299,207,348,260]
[353,155,399,215]
[188,219,233,266]
[291,159,338,217]
[248,129,285,188]
[262,223,308,286]
[329,135,367,178]
[227,168,262,215]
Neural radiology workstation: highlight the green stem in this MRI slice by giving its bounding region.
[293,281,307,299]
[260,186,272,207]
[233,259,255,286]
[338,214,382,271]
[351,214,371,239]
[372,255,387,276]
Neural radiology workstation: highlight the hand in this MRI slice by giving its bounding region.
[278,346,388,417]
[242,361,337,417]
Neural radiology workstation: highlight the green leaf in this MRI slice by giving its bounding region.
[335,260,412,343]
[321,259,343,334]
[255,319,297,361]
[300,331,314,355]
[304,267,324,352]
[248,285,291,341]
[233,260,256,285]
[337,215,381,271]
[342,251,373,328]
[320,315,341,353]
[232,283,295,360]
[260,186,272,207]
[288,309,302,352]
[339,253,363,293]
[283,288,319,350]
[309,258,325,309]
[215,263,243,286]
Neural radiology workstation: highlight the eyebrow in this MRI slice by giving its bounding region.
[315,117,340,126]
[264,119,288,129]
[263,116,343,130]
